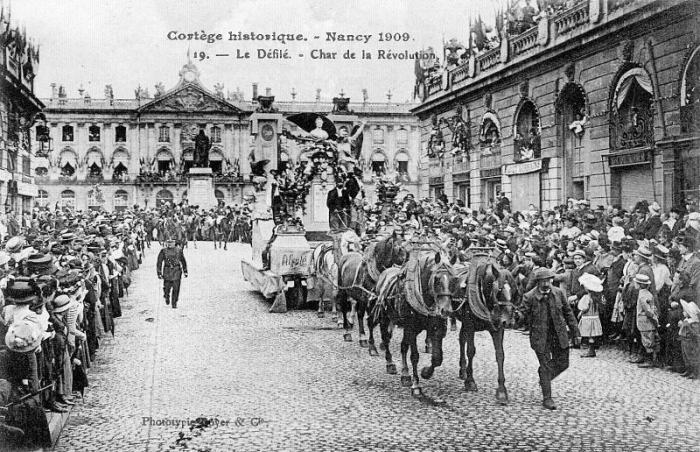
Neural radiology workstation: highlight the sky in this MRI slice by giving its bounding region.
[6,0,501,103]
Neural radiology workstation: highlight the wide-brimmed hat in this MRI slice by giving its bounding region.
[652,245,668,259]
[6,236,24,253]
[648,202,661,214]
[26,253,56,275]
[60,232,76,243]
[52,294,77,313]
[634,246,652,260]
[633,274,651,285]
[5,317,43,353]
[680,300,700,323]
[4,279,42,305]
[572,249,586,259]
[579,273,603,293]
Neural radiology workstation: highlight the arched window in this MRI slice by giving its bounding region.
[114,190,129,211]
[215,189,225,205]
[87,186,105,210]
[610,67,654,151]
[89,125,101,142]
[58,149,78,177]
[34,156,49,177]
[514,99,541,161]
[37,190,49,208]
[156,148,173,175]
[60,190,75,210]
[85,149,104,178]
[209,148,224,174]
[156,189,174,207]
[681,45,700,134]
[62,125,74,142]
[371,151,386,175]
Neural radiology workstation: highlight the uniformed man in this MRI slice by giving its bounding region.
[156,238,188,308]
[519,268,581,410]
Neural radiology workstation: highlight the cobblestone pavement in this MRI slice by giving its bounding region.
[52,243,700,452]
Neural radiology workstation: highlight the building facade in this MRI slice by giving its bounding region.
[0,10,43,218]
[37,62,419,212]
[414,0,700,213]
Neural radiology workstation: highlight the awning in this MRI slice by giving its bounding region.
[209,150,224,161]
[34,156,49,169]
[371,153,386,162]
[395,152,409,162]
[616,68,653,109]
[183,150,194,161]
[58,151,77,168]
[112,150,129,165]
[86,151,103,167]
[157,150,173,161]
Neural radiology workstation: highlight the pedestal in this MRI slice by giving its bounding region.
[303,177,332,233]
[187,167,216,210]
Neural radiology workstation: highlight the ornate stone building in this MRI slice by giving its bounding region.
[36,62,419,211]
[0,9,43,217]
[414,0,699,212]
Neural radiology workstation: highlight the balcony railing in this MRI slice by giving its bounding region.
[510,27,538,58]
[429,160,443,177]
[480,145,502,169]
[553,1,589,36]
[477,48,500,72]
[453,158,470,174]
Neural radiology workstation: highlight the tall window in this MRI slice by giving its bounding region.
[211,126,221,143]
[114,190,129,211]
[89,125,101,141]
[37,190,49,208]
[611,67,654,152]
[60,190,75,210]
[115,125,127,142]
[21,156,30,176]
[62,125,74,141]
[158,126,170,142]
[372,127,384,144]
[371,152,386,175]
[514,100,541,162]
[396,152,409,174]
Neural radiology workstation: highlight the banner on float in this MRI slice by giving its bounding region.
[503,158,549,176]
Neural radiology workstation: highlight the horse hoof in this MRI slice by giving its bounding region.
[411,387,423,397]
[420,367,434,380]
[379,342,386,351]
[450,323,457,332]
[458,368,467,380]
[343,333,352,342]
[465,381,478,392]
[337,321,344,328]
[386,363,397,375]
[400,376,412,386]
[359,339,368,348]
[317,312,325,318]
[331,315,338,322]
[496,389,509,405]
[425,345,433,354]
[368,345,379,357]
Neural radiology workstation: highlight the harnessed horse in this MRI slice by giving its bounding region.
[335,232,407,346]
[311,230,361,322]
[371,251,458,395]
[454,256,516,404]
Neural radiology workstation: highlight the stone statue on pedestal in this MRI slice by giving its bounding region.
[193,130,210,168]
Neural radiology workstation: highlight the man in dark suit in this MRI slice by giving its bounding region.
[156,238,188,308]
[326,177,352,230]
[519,268,581,410]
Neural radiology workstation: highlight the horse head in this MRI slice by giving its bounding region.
[478,262,515,329]
[426,252,457,319]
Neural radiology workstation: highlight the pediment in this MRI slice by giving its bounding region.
[138,83,244,114]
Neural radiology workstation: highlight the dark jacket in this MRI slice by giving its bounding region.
[521,286,580,352]
[157,246,188,281]
[326,188,352,212]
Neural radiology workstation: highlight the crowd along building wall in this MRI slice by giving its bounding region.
[414,0,700,213]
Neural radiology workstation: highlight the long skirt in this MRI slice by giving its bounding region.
[681,334,700,376]
[579,314,603,338]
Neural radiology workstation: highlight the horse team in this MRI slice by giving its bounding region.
[152,212,243,250]
[310,230,517,401]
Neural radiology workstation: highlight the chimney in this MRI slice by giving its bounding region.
[252,83,258,101]
[50,83,57,99]
[265,87,271,96]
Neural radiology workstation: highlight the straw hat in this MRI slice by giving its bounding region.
[52,294,77,313]
[5,317,43,353]
[578,273,603,293]
[633,274,651,286]
[680,300,700,323]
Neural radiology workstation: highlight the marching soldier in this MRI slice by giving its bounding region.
[156,238,188,308]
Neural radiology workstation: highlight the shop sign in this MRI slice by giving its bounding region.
[17,181,38,197]
[607,149,652,168]
[429,176,444,185]
[480,167,502,179]
[503,158,549,176]
[453,172,470,182]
